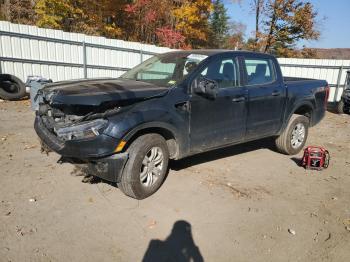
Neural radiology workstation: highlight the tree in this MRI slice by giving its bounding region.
[225,21,246,50]
[35,0,122,37]
[173,0,213,48]
[262,0,320,56]
[35,0,74,29]
[156,27,186,48]
[209,0,229,48]
[1,0,36,24]
[252,0,264,43]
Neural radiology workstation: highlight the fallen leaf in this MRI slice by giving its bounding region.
[343,219,350,227]
[288,229,296,235]
[147,220,157,229]
[24,144,37,150]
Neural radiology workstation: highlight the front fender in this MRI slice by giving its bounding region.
[103,104,190,158]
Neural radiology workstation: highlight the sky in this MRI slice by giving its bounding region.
[224,0,350,49]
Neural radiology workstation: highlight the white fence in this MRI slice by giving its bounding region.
[0,21,171,82]
[1,21,349,102]
[278,58,350,102]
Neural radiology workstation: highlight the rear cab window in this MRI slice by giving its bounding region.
[244,58,277,85]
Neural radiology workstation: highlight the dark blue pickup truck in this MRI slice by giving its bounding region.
[34,50,329,199]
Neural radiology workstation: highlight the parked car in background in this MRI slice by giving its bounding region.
[34,50,329,199]
[337,70,350,114]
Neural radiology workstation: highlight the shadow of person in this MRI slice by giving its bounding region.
[142,220,204,262]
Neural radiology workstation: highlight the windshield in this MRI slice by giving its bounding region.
[120,53,208,87]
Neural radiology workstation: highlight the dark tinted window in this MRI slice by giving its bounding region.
[244,59,276,85]
[199,57,240,88]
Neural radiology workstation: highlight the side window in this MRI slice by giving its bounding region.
[244,58,276,85]
[199,57,240,88]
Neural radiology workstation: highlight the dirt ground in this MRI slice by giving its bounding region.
[0,99,349,262]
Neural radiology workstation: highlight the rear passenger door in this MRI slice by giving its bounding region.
[242,56,285,139]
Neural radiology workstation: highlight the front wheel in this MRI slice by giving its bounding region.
[117,134,169,199]
[275,114,309,155]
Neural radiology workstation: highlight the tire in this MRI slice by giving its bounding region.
[275,114,309,155]
[336,100,345,114]
[0,74,26,100]
[117,134,169,199]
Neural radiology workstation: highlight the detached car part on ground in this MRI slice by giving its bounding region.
[0,74,27,100]
[0,74,52,101]
[34,50,329,199]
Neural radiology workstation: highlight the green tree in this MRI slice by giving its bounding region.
[209,0,229,48]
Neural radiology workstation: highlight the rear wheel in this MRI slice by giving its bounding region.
[117,134,169,199]
[275,114,309,155]
[0,74,26,100]
[336,100,345,114]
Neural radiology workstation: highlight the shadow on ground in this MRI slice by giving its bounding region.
[142,220,204,262]
[170,137,276,171]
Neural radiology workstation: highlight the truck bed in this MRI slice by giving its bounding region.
[283,76,317,82]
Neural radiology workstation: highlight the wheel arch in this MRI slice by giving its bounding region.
[293,103,313,122]
[121,122,181,160]
[279,101,314,135]
[290,101,314,125]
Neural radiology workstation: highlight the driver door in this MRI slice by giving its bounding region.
[189,55,247,152]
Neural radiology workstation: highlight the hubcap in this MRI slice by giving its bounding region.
[140,147,164,187]
[291,123,305,149]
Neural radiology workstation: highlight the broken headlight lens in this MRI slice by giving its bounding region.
[54,119,108,140]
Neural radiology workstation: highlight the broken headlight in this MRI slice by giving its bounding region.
[54,119,108,140]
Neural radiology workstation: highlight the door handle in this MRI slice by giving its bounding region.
[271,91,281,96]
[175,101,190,112]
[232,97,246,102]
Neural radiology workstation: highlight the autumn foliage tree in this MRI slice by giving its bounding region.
[250,0,320,57]
[173,0,212,48]
[0,0,36,24]
[0,0,322,57]
[35,0,122,37]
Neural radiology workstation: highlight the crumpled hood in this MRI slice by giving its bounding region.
[42,78,168,107]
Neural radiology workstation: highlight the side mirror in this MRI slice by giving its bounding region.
[193,77,219,99]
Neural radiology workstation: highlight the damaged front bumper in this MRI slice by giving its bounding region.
[34,116,119,158]
[84,153,128,182]
[34,116,128,182]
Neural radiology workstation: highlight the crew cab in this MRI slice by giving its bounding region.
[34,50,329,199]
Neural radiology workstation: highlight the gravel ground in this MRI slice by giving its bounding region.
[0,99,349,262]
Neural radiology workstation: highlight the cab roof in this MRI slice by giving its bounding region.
[162,49,273,56]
